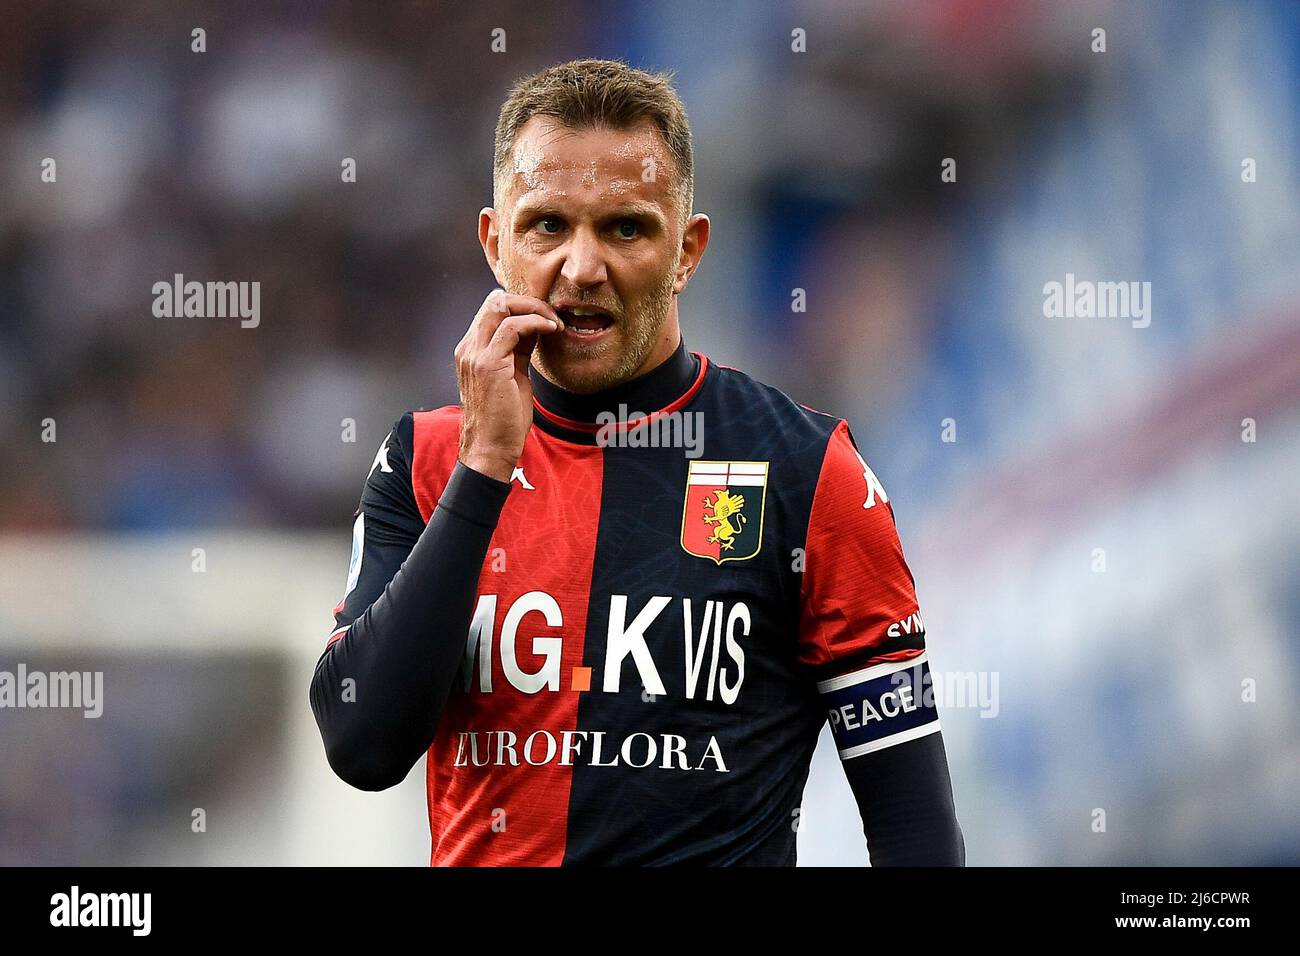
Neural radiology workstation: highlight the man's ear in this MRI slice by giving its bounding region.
[479,206,504,286]
[674,213,711,294]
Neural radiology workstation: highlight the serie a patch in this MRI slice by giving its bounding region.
[817,653,940,759]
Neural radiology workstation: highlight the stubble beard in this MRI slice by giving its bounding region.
[501,256,679,395]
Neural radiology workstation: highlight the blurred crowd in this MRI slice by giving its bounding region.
[2,1,600,528]
[0,0,1109,531]
[3,2,1297,533]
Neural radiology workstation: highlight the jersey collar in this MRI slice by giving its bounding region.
[530,336,708,442]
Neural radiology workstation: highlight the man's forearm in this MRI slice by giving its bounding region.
[309,461,510,791]
[842,730,966,865]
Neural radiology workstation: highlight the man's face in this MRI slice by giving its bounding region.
[483,115,705,394]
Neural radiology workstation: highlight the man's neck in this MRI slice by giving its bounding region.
[528,335,699,425]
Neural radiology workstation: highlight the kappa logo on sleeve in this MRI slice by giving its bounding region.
[680,460,768,564]
[850,445,889,509]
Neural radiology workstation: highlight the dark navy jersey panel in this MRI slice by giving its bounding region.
[560,362,841,864]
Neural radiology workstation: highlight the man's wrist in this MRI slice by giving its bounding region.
[458,451,517,484]
[438,460,513,529]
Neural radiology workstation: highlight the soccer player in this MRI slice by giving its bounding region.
[310,58,965,866]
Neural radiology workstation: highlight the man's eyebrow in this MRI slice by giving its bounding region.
[512,199,666,224]
[603,201,665,221]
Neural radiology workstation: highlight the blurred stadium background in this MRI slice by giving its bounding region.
[1,0,1297,865]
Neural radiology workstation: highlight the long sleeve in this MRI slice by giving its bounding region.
[840,729,965,865]
[309,414,511,791]
[798,419,964,865]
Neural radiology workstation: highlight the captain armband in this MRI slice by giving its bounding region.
[816,652,940,759]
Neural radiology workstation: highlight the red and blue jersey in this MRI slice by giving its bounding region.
[311,338,953,865]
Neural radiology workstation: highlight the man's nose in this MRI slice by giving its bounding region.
[560,227,608,287]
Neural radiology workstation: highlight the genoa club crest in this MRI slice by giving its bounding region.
[680,461,768,564]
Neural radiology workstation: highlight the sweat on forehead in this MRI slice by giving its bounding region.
[497,117,684,214]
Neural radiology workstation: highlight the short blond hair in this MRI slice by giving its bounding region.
[493,58,694,226]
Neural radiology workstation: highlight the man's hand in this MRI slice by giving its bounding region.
[454,289,564,483]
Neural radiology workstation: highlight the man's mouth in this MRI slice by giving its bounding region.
[555,305,616,336]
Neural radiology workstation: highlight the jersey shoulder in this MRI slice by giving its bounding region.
[409,405,462,446]
[702,359,845,467]
[405,405,463,520]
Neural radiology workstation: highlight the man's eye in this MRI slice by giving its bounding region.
[538,217,563,234]
[615,219,640,239]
